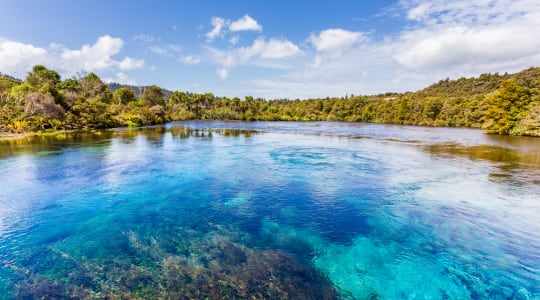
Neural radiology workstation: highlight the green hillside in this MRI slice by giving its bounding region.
[1,65,539,136]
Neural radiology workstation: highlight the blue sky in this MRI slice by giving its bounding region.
[1,0,539,99]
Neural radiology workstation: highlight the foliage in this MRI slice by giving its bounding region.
[1,65,539,136]
[140,85,165,107]
[113,87,137,105]
[80,73,112,103]
[481,80,532,134]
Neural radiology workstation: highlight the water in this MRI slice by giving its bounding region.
[0,121,539,299]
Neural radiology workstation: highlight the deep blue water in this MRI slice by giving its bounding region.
[0,122,539,299]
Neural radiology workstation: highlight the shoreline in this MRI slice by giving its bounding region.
[1,121,538,142]
[0,129,82,141]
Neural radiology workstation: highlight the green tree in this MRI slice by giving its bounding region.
[140,85,165,107]
[169,91,190,105]
[482,80,531,134]
[57,78,81,93]
[80,73,112,103]
[113,87,137,105]
[516,103,540,136]
[26,65,60,88]
[24,65,64,106]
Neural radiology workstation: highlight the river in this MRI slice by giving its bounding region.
[0,121,539,299]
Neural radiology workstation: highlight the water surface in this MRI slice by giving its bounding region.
[0,122,539,299]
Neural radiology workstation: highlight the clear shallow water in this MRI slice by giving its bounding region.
[0,121,539,299]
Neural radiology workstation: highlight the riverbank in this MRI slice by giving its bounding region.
[0,130,75,141]
[0,129,103,142]
[1,121,538,143]
[0,132,27,140]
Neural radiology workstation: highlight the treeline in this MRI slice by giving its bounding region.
[1,65,539,136]
[0,66,169,132]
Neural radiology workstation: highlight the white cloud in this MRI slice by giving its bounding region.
[217,68,229,80]
[206,17,227,41]
[60,35,144,73]
[119,57,144,70]
[395,24,540,71]
[149,44,183,56]
[133,34,157,42]
[229,35,240,45]
[406,3,432,21]
[178,55,200,65]
[206,15,263,43]
[395,0,540,73]
[206,37,302,79]
[246,78,366,99]
[61,35,123,70]
[167,45,183,53]
[0,41,48,76]
[259,38,302,58]
[149,46,168,56]
[0,35,144,79]
[309,29,365,53]
[105,72,138,85]
[247,0,540,99]
[229,15,262,32]
[250,41,399,99]
[238,37,301,60]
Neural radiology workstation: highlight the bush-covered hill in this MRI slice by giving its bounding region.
[1,65,538,136]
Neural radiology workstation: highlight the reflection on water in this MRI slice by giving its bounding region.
[421,143,540,186]
[422,142,540,166]
[0,122,539,299]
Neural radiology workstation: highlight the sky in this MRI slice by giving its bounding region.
[1,0,539,99]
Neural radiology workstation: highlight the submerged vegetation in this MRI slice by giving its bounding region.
[1,66,539,136]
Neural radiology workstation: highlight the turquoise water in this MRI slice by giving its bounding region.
[0,122,539,299]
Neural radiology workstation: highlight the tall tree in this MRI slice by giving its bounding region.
[113,87,137,105]
[80,73,112,103]
[140,85,165,107]
[26,65,60,88]
[482,80,532,134]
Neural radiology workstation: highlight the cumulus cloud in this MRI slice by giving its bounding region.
[263,0,540,99]
[207,37,301,80]
[0,35,144,78]
[61,35,125,70]
[229,15,262,32]
[395,0,540,73]
[206,15,263,43]
[0,41,48,76]
[206,17,227,41]
[239,37,301,60]
[309,29,365,53]
[119,57,145,70]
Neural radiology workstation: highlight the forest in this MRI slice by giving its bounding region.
[1,65,539,136]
